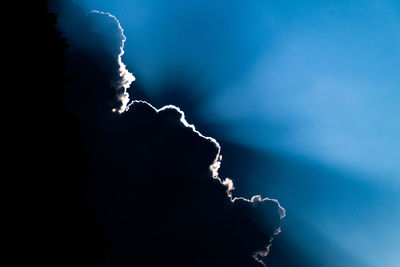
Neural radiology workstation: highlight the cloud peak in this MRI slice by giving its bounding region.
[90,10,135,113]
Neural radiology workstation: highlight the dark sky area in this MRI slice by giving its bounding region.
[16,1,399,267]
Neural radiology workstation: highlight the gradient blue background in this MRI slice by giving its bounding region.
[73,0,399,266]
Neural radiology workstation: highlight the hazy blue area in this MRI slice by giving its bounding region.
[74,0,399,266]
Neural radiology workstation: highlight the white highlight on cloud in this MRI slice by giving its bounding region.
[90,10,135,114]
[128,100,222,163]
[94,10,285,263]
[252,226,283,266]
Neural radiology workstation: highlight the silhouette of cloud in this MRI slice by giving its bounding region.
[51,1,285,265]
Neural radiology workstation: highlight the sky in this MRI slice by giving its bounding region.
[54,1,399,266]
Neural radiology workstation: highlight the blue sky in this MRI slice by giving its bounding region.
[75,0,399,266]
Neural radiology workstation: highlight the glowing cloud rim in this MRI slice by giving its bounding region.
[92,10,285,264]
[90,10,135,113]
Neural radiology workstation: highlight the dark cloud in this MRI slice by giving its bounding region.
[13,1,104,266]
[43,1,286,266]
[87,101,284,267]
